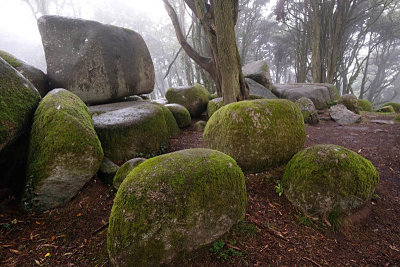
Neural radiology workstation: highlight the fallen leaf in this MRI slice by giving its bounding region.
[35,221,41,225]
[76,213,82,217]
[2,244,14,248]
[45,252,50,257]
[63,252,73,256]
[34,259,41,266]
[9,249,20,254]
[358,149,362,153]
[51,236,55,241]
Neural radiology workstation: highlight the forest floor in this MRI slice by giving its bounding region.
[1,112,400,267]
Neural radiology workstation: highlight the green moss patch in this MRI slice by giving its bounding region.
[358,99,373,112]
[282,144,379,222]
[204,99,306,173]
[165,104,191,128]
[376,105,395,113]
[339,94,359,114]
[107,148,247,266]
[0,50,22,68]
[113,158,145,190]
[206,97,224,119]
[382,102,400,113]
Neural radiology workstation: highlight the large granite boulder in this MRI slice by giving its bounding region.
[382,102,400,113]
[204,99,306,172]
[0,58,41,152]
[165,83,210,117]
[90,101,172,162]
[329,104,361,125]
[38,15,155,105]
[98,158,120,185]
[295,97,319,125]
[245,78,278,99]
[26,89,103,210]
[242,60,275,91]
[107,148,246,266]
[339,94,359,114]
[0,50,49,97]
[274,83,339,110]
[165,104,191,128]
[282,145,379,222]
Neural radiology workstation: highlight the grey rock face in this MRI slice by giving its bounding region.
[340,94,359,114]
[0,50,49,97]
[98,157,119,185]
[246,78,277,99]
[274,83,339,110]
[329,104,362,125]
[242,60,275,91]
[38,15,155,105]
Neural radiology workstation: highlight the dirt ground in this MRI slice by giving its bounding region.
[1,113,399,266]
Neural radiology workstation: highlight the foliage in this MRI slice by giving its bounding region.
[209,240,244,263]
[275,180,283,197]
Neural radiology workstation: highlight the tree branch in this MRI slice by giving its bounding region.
[163,0,213,72]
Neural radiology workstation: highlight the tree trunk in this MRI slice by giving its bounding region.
[310,0,322,83]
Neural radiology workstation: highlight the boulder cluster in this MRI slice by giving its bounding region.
[0,14,387,267]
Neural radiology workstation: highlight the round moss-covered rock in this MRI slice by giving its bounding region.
[107,148,247,266]
[339,94,359,114]
[157,104,180,136]
[295,97,319,125]
[376,105,395,113]
[194,120,207,132]
[98,158,120,185]
[0,58,41,152]
[282,144,379,221]
[382,102,400,113]
[206,97,223,119]
[165,104,191,128]
[165,83,210,117]
[358,99,373,112]
[113,158,146,190]
[26,89,104,210]
[204,99,305,172]
[90,102,171,162]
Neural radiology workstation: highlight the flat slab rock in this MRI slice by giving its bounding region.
[370,119,395,125]
[274,83,337,110]
[329,104,361,125]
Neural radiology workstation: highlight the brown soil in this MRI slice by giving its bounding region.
[1,114,400,266]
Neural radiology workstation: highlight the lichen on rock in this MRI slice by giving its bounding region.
[203,99,306,172]
[282,144,379,221]
[107,148,247,266]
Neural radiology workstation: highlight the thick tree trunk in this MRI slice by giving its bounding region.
[311,0,322,83]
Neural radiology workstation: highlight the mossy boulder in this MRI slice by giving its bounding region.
[204,99,306,172]
[26,89,103,210]
[0,58,41,153]
[376,105,395,113]
[113,158,146,190]
[107,148,247,266]
[0,50,49,97]
[90,101,171,162]
[156,104,180,136]
[206,97,224,119]
[194,120,207,131]
[295,97,319,125]
[98,158,120,185]
[339,94,359,114]
[282,144,379,221]
[165,83,210,117]
[165,104,191,128]
[358,99,373,112]
[382,102,400,113]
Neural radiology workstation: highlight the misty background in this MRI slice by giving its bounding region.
[0,0,399,105]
